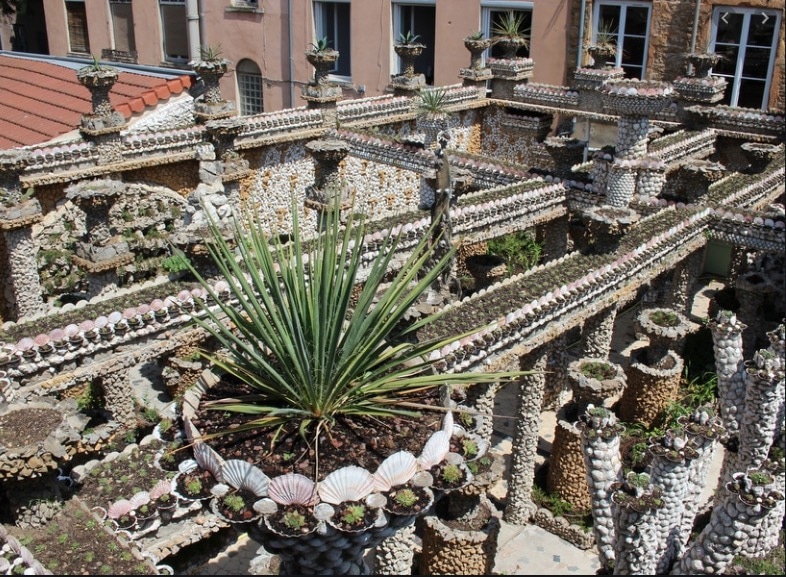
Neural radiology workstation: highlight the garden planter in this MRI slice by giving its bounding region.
[419,492,501,575]
[620,350,684,428]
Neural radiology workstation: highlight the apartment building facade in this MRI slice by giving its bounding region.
[2,0,783,113]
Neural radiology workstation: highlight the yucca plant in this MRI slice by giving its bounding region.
[417,88,448,119]
[492,10,529,42]
[180,203,528,449]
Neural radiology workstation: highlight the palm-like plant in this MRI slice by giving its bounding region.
[181,204,527,447]
[417,88,449,119]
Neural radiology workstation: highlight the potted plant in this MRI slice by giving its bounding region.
[178,199,527,574]
[491,11,530,59]
[306,36,340,85]
[585,21,618,68]
[463,31,492,70]
[150,479,178,524]
[394,30,426,78]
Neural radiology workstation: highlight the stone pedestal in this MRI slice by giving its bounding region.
[579,205,639,253]
[488,58,534,100]
[460,37,493,92]
[305,138,352,228]
[77,64,127,164]
[205,117,250,182]
[389,43,427,95]
[191,58,236,122]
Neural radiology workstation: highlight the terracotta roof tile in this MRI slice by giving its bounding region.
[0,54,195,149]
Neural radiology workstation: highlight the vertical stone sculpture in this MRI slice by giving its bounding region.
[304,138,352,230]
[708,310,747,436]
[76,61,127,164]
[610,472,663,575]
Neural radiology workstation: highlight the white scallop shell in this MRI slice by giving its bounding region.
[441,410,454,433]
[317,466,376,505]
[108,499,135,519]
[268,473,319,506]
[417,430,451,470]
[374,451,417,492]
[193,442,225,477]
[220,459,270,496]
[149,478,174,500]
[129,491,150,509]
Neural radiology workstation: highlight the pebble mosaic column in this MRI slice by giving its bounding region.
[2,219,47,319]
[664,249,704,319]
[579,304,618,360]
[373,524,416,575]
[736,272,776,358]
[578,406,623,571]
[648,429,698,574]
[673,471,784,575]
[543,333,571,411]
[746,436,786,557]
[539,214,570,264]
[503,348,548,525]
[547,404,590,511]
[605,163,638,208]
[737,350,783,472]
[678,408,725,554]
[708,311,747,436]
[611,474,661,575]
[463,382,497,444]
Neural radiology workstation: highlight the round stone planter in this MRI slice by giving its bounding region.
[419,492,501,575]
[620,350,684,428]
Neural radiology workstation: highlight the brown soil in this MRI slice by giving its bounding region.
[7,499,157,575]
[189,377,446,482]
[0,408,62,446]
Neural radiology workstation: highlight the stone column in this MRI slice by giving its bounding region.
[664,249,705,318]
[305,138,352,229]
[674,469,784,575]
[205,117,251,181]
[708,310,747,436]
[677,407,725,554]
[676,160,726,203]
[0,198,47,320]
[303,49,343,125]
[737,349,783,472]
[539,214,570,264]
[579,303,619,360]
[100,369,137,428]
[635,157,666,203]
[459,36,493,94]
[546,404,590,511]
[65,179,134,298]
[620,351,684,429]
[577,406,624,572]
[648,428,698,574]
[542,332,572,411]
[610,472,662,575]
[503,348,548,524]
[76,64,127,165]
[192,57,235,122]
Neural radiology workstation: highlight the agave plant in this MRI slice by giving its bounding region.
[417,88,449,119]
[491,10,529,42]
[397,30,422,46]
[179,203,528,450]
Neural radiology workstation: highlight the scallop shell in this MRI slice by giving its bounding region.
[317,466,376,505]
[149,479,174,500]
[193,442,225,477]
[441,410,454,433]
[268,473,319,506]
[374,451,417,492]
[129,491,150,509]
[417,430,451,470]
[220,459,270,496]
[108,499,136,519]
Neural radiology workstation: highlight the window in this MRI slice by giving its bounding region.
[314,1,351,78]
[237,59,264,115]
[393,1,436,84]
[482,2,533,59]
[593,0,651,79]
[160,0,188,63]
[66,0,90,54]
[110,0,136,54]
[710,7,781,110]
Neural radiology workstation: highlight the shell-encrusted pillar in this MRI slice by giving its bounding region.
[65,179,134,298]
[677,407,725,553]
[577,405,624,572]
[610,472,663,575]
[0,193,47,320]
[672,468,785,575]
[373,524,416,575]
[488,57,534,101]
[544,136,586,180]
[635,157,666,203]
[676,160,726,203]
[708,310,747,436]
[547,404,590,511]
[76,63,127,165]
[543,332,572,411]
[620,350,684,429]
[736,271,776,358]
[579,303,619,360]
[463,381,497,444]
[99,368,137,428]
[539,213,570,263]
[737,348,784,472]
[205,117,251,182]
[664,249,705,318]
[604,160,639,209]
[305,138,352,230]
[648,428,699,574]
[504,348,548,524]
[746,434,785,558]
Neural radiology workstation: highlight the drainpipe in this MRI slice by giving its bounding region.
[690,0,701,52]
[288,0,295,107]
[186,0,202,61]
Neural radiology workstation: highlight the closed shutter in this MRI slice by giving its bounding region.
[66,1,90,54]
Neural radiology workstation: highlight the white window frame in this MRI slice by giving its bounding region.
[159,0,189,64]
[709,6,781,110]
[237,59,264,115]
[481,1,534,63]
[592,0,651,79]
[392,0,435,78]
[313,0,351,81]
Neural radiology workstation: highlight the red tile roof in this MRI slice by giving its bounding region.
[0,53,194,149]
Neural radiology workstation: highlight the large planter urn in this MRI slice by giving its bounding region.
[303,49,343,102]
[685,51,722,78]
[463,36,492,71]
[394,43,425,78]
[586,44,617,69]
